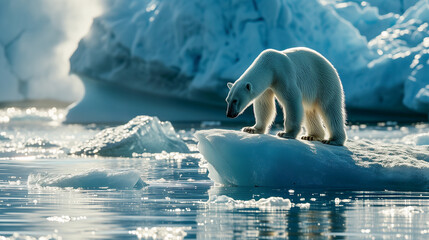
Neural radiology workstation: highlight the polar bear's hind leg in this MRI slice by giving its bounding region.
[319,99,346,146]
[301,108,325,141]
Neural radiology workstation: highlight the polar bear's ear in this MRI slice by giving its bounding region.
[245,82,253,92]
[227,82,234,89]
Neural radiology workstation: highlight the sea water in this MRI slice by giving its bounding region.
[0,108,429,239]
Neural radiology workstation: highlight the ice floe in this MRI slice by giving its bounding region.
[71,116,189,157]
[27,169,145,190]
[196,129,429,190]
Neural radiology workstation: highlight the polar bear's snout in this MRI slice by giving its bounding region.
[226,100,239,118]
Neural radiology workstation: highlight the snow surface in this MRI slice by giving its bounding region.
[67,0,429,122]
[27,169,145,189]
[71,115,189,157]
[196,129,429,190]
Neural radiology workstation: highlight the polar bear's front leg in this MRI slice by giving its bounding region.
[275,88,303,139]
[242,89,276,134]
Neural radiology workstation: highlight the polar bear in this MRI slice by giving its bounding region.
[225,47,347,146]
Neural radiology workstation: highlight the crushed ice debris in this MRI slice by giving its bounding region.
[334,198,352,205]
[0,232,62,240]
[206,195,292,210]
[381,206,424,216]
[128,226,190,240]
[0,107,65,123]
[47,215,87,223]
[71,116,189,157]
[24,138,59,148]
[27,169,146,190]
[196,129,429,189]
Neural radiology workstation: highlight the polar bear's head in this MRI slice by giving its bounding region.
[225,81,254,118]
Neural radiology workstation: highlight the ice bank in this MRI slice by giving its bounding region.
[196,129,429,190]
[71,115,189,157]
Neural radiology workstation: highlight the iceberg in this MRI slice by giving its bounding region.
[27,169,146,189]
[67,0,429,122]
[71,115,189,157]
[323,0,398,40]
[196,129,429,190]
[0,0,103,102]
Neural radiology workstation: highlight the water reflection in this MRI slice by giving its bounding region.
[1,116,429,239]
[197,187,429,239]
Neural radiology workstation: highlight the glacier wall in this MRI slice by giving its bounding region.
[68,0,429,122]
[70,0,371,105]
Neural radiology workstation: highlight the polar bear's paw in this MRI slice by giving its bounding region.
[242,127,264,134]
[276,131,296,139]
[301,136,322,141]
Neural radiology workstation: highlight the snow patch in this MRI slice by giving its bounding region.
[27,169,145,190]
[71,116,189,157]
[196,129,429,189]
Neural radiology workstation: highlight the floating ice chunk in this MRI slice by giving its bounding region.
[28,169,145,189]
[207,195,292,210]
[196,129,429,190]
[128,226,191,240]
[334,198,352,205]
[296,203,311,209]
[71,116,189,157]
[0,132,10,141]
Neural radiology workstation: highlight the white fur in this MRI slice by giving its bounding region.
[225,47,347,146]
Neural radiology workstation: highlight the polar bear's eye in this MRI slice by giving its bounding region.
[232,99,238,105]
